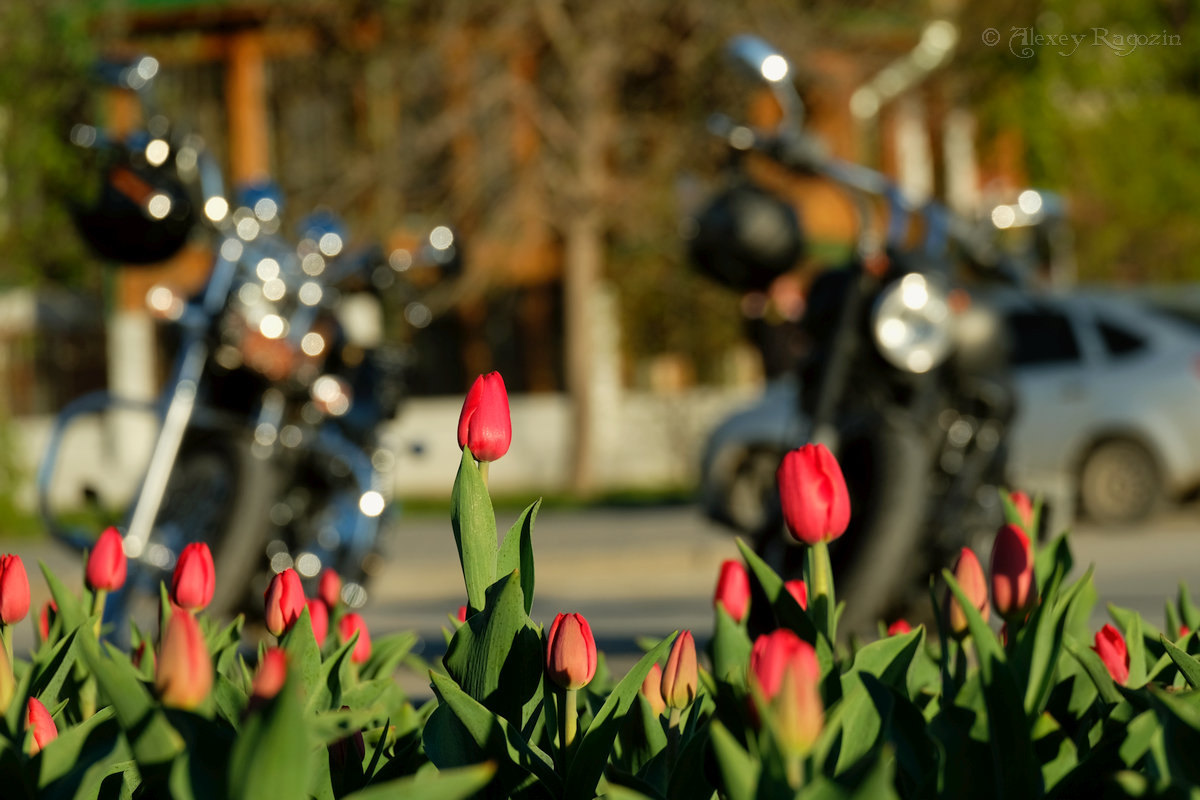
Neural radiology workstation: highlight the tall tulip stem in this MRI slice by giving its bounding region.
[807,540,835,640]
[667,706,682,769]
[786,751,804,790]
[0,624,11,670]
[91,589,107,637]
[478,460,490,489]
[560,687,578,758]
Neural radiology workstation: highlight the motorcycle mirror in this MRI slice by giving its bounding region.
[725,35,805,130]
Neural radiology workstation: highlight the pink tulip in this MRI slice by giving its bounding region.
[25,697,57,755]
[661,631,698,710]
[263,569,306,637]
[640,663,666,715]
[546,612,597,691]
[776,444,850,545]
[307,599,329,647]
[749,629,823,753]
[784,579,808,611]
[86,527,127,592]
[155,606,213,710]
[456,372,512,462]
[1093,624,1129,685]
[338,613,373,664]
[318,568,342,609]
[887,619,912,636]
[0,554,30,625]
[713,560,751,623]
[171,542,215,612]
[945,547,990,636]
[991,524,1036,622]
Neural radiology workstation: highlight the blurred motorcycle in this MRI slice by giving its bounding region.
[688,36,1019,631]
[39,56,457,619]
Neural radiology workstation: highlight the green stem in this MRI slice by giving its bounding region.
[91,589,107,638]
[478,460,490,489]
[0,625,11,672]
[560,687,578,761]
[786,751,804,790]
[667,706,682,771]
[809,540,835,641]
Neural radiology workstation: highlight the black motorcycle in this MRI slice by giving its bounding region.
[689,36,1017,632]
[39,56,453,621]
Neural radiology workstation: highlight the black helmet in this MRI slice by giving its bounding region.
[687,179,804,292]
[70,128,196,265]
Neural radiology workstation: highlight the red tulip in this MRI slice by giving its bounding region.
[263,569,306,637]
[991,524,1036,622]
[456,605,468,623]
[661,630,698,710]
[0,554,30,625]
[1181,625,1191,639]
[456,372,512,462]
[887,619,912,636]
[784,579,808,611]
[307,599,329,647]
[713,560,751,623]
[171,542,215,611]
[338,613,372,664]
[546,612,597,691]
[640,663,666,715]
[945,547,990,636]
[251,647,288,702]
[749,629,823,752]
[155,605,213,709]
[776,444,850,545]
[25,697,57,755]
[86,526,127,592]
[1093,623,1129,685]
[318,568,342,609]
[1010,491,1034,529]
[38,601,57,643]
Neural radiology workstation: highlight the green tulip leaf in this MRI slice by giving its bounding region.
[735,539,819,643]
[307,632,358,715]
[281,606,323,705]
[1017,566,1094,716]
[1159,634,1200,689]
[212,672,248,728]
[497,499,540,615]
[38,561,88,635]
[845,626,924,695]
[709,720,758,800]
[228,675,309,800]
[1064,634,1123,705]
[341,762,497,800]
[28,629,81,713]
[33,706,119,788]
[359,631,419,682]
[1180,583,1200,632]
[710,604,752,685]
[1033,531,1072,599]
[565,632,676,800]
[451,447,498,613]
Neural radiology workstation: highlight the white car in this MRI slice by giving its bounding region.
[700,289,1200,530]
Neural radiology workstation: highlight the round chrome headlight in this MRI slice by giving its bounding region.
[871,272,953,374]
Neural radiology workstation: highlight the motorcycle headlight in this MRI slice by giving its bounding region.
[871,272,953,374]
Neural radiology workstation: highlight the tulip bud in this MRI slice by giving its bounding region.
[1093,624,1129,685]
[156,605,213,710]
[784,579,808,611]
[640,663,666,716]
[0,554,30,625]
[945,547,990,636]
[1010,491,1034,530]
[308,599,329,647]
[776,444,851,545]
[661,630,698,710]
[86,527,127,592]
[264,568,306,637]
[887,619,912,636]
[749,629,823,753]
[456,605,468,623]
[457,372,512,462]
[991,524,1036,622]
[318,568,342,609]
[338,613,372,664]
[171,542,215,612]
[251,647,288,702]
[38,601,57,644]
[1181,625,1191,639]
[545,612,597,691]
[26,697,57,755]
[713,560,751,623]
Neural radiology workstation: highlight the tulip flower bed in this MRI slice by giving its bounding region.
[3,372,1200,798]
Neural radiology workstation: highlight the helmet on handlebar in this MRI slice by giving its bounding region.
[687,179,804,292]
[70,128,197,265]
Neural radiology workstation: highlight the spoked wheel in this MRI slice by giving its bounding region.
[1079,439,1160,526]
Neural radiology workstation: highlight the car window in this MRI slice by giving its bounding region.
[1096,317,1147,357]
[1007,310,1082,366]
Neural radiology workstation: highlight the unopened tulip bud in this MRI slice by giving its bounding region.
[318,568,342,609]
[640,663,666,715]
[945,547,989,637]
[156,606,213,710]
[887,619,912,636]
[1010,491,1034,530]
[0,554,30,624]
[338,613,372,664]
[777,444,850,545]
[750,629,823,753]
[456,605,468,623]
[1093,623,1129,685]
[1182,625,1191,639]
[308,599,329,647]
[26,697,57,755]
[457,372,512,462]
[38,601,57,644]
[784,579,808,611]
[713,560,751,623]
[991,524,1036,622]
[171,542,215,612]
[546,612,596,691]
[264,568,305,637]
[661,630,698,710]
[251,647,288,702]
[86,526,127,592]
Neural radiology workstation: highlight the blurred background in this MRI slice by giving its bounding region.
[2,0,1199,527]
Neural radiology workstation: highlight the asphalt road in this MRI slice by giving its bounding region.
[5,503,1198,696]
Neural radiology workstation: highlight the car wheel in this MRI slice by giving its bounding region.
[1079,439,1160,525]
[723,447,784,537]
